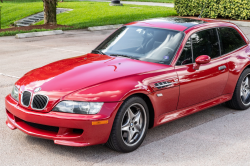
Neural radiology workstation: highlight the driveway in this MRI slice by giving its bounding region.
[1,26,250,166]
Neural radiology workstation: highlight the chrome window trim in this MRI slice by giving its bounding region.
[31,94,49,111]
[21,90,32,107]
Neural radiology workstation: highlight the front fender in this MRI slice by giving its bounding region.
[63,76,153,102]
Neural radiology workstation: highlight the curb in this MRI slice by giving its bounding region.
[88,24,123,31]
[15,30,64,39]
[227,20,250,27]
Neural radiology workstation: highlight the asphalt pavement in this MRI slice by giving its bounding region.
[1,26,250,166]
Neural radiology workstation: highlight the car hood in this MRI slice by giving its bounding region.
[19,53,169,101]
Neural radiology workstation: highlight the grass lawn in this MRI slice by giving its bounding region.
[1,1,43,29]
[0,1,177,36]
[36,2,177,28]
[122,0,174,3]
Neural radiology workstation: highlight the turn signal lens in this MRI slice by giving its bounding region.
[92,120,108,125]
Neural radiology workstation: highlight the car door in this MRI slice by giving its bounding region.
[175,28,229,109]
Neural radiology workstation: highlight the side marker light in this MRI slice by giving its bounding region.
[92,120,108,125]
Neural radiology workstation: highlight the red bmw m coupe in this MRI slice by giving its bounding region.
[5,17,250,152]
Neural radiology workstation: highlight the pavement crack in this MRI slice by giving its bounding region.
[26,44,87,54]
[0,73,20,79]
[0,84,14,88]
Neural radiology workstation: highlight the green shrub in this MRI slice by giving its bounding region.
[174,0,250,20]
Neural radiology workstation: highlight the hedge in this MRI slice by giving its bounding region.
[0,6,1,29]
[174,0,250,20]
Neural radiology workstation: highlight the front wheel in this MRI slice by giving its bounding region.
[226,68,250,110]
[106,96,149,152]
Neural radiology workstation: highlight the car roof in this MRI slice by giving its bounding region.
[125,17,228,31]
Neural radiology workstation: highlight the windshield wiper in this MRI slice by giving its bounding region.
[110,54,139,60]
[91,49,106,55]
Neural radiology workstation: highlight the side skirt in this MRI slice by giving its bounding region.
[154,94,232,127]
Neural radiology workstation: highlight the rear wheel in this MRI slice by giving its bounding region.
[106,96,149,152]
[226,68,250,110]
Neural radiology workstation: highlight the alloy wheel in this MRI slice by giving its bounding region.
[121,103,147,146]
[241,74,250,106]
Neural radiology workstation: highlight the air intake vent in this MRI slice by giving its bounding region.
[22,120,59,133]
[31,94,49,110]
[21,91,32,107]
[155,82,172,89]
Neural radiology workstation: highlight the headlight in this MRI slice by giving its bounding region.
[52,101,104,114]
[11,85,19,102]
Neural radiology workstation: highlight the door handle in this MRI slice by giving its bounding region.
[218,65,226,71]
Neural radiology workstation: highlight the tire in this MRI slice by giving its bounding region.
[226,68,250,110]
[106,96,149,152]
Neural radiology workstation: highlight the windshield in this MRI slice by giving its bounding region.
[94,26,184,65]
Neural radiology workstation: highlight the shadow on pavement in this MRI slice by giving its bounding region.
[24,104,236,161]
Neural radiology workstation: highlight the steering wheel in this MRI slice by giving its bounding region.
[163,46,174,52]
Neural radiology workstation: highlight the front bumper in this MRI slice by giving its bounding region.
[5,94,121,147]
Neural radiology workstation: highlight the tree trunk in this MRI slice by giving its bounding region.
[43,0,57,25]
[1,0,3,3]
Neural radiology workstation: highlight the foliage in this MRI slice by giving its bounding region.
[120,0,174,3]
[64,0,174,2]
[174,0,250,20]
[1,1,177,35]
[0,1,43,29]
[219,0,250,20]
[35,2,177,28]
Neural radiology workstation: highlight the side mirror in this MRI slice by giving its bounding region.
[193,55,211,70]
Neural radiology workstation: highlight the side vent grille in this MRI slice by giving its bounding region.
[21,91,32,107]
[31,94,49,110]
[155,82,172,89]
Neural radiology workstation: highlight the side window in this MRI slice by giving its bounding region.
[218,27,246,55]
[176,38,192,65]
[191,28,220,61]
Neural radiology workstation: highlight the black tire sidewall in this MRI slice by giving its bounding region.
[234,68,250,109]
[113,96,149,152]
